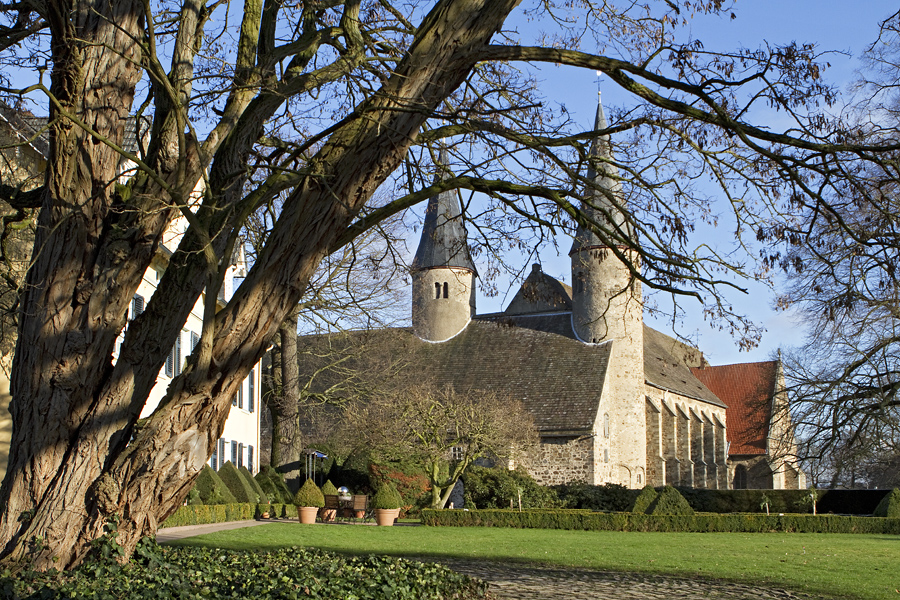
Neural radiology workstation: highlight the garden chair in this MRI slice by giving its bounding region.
[323,494,341,522]
[350,494,372,522]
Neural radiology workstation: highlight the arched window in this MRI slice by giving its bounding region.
[603,413,610,439]
[733,464,748,489]
[435,282,441,299]
[443,282,449,298]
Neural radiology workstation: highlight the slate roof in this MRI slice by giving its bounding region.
[691,361,779,456]
[411,152,476,274]
[419,319,612,433]
[644,326,724,407]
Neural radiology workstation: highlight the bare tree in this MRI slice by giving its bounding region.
[348,384,537,509]
[0,0,894,570]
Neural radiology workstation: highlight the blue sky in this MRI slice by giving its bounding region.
[462,1,898,366]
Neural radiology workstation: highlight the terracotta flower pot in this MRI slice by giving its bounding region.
[298,506,319,524]
[374,508,400,526]
[321,508,337,522]
[354,510,365,519]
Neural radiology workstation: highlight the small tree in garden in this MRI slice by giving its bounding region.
[350,384,538,509]
[760,493,772,516]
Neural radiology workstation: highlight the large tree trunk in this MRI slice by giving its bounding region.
[0,0,521,571]
[271,305,303,492]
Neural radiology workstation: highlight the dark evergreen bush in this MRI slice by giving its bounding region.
[631,485,658,514]
[462,466,561,509]
[553,482,633,511]
[321,479,339,496]
[192,464,237,505]
[218,461,259,504]
[648,486,694,515]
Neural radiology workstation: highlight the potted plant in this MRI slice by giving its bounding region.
[320,480,339,522]
[256,502,271,520]
[372,483,402,526]
[293,478,325,524]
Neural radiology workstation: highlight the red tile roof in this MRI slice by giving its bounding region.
[691,361,779,456]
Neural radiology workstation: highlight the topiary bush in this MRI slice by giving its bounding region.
[648,486,694,515]
[193,465,237,505]
[294,478,325,508]
[261,465,295,502]
[462,465,561,510]
[873,488,900,517]
[372,483,402,510]
[631,485,658,514]
[321,480,339,496]
[240,466,268,503]
[218,461,259,504]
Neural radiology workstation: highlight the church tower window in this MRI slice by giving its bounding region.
[603,413,610,438]
[435,282,441,299]
[443,282,449,298]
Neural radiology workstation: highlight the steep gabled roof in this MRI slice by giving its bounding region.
[691,361,779,456]
[504,264,573,315]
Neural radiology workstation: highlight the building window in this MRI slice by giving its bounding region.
[248,369,255,413]
[603,413,610,439]
[210,439,218,470]
[435,282,441,299]
[165,331,182,377]
[231,440,238,464]
[636,473,642,485]
[191,331,200,351]
[248,445,254,473]
[450,446,464,461]
[131,295,144,319]
[443,282,449,298]
[734,464,748,489]
[234,380,243,409]
[604,449,609,463]
[218,439,225,470]
[238,443,244,468]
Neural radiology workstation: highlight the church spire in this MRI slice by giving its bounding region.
[412,148,477,274]
[569,92,633,254]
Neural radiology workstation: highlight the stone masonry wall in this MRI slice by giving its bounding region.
[522,435,594,485]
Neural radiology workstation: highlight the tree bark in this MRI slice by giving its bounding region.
[0,0,522,570]
[272,304,303,493]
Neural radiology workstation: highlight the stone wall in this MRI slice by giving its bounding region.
[522,435,594,485]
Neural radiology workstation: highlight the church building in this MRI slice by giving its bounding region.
[401,95,805,490]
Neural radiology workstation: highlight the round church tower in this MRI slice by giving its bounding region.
[570,93,646,487]
[411,154,477,342]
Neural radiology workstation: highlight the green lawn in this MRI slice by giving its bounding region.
[169,523,900,599]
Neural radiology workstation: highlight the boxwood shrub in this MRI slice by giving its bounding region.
[2,541,491,600]
[421,508,900,534]
[192,464,237,505]
[218,461,259,504]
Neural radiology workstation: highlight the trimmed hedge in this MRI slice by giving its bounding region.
[649,486,694,515]
[260,465,295,503]
[162,503,294,528]
[554,482,632,512]
[421,508,900,534]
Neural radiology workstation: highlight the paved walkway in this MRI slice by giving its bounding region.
[156,521,828,600]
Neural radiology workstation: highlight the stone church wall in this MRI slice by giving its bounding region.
[522,435,594,485]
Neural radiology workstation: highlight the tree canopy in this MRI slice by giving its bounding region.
[0,0,895,570]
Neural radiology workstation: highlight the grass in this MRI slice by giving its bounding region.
[168,523,900,599]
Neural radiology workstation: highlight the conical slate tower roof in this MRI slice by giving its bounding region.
[570,93,634,253]
[412,152,477,274]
